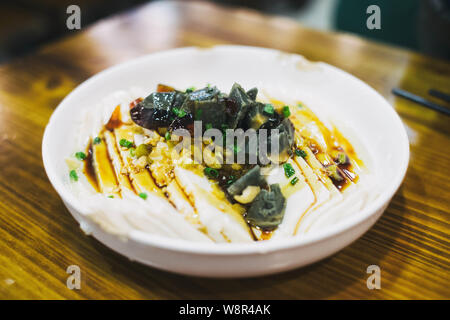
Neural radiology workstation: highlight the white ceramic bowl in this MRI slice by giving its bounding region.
[42,46,409,277]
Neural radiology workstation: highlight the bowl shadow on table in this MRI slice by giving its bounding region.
[65,182,416,299]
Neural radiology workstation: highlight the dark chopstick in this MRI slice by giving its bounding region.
[392,88,450,116]
[429,89,450,103]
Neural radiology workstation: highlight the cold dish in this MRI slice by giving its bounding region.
[65,83,379,243]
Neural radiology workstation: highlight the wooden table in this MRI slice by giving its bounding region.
[0,0,448,299]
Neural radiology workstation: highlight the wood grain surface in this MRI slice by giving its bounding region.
[0,0,449,299]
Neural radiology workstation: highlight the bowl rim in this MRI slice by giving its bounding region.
[42,45,410,255]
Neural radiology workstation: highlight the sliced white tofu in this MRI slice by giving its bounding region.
[114,126,163,197]
[264,159,315,240]
[123,193,213,242]
[290,155,331,232]
[290,106,330,153]
[103,130,133,193]
[298,184,366,235]
[294,189,344,235]
[165,179,205,231]
[300,171,380,235]
[174,166,253,243]
[91,135,120,198]
[85,193,213,242]
[296,140,339,192]
[291,145,347,235]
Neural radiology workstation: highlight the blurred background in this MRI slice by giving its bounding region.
[0,0,449,63]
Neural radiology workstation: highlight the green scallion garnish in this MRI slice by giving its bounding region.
[283,163,295,178]
[75,152,86,161]
[282,106,291,118]
[290,177,299,185]
[336,152,347,164]
[204,167,219,179]
[129,148,136,157]
[139,192,148,200]
[108,195,114,199]
[295,149,307,158]
[69,170,78,182]
[172,107,187,118]
[93,137,101,145]
[165,131,171,141]
[263,104,274,115]
[185,87,195,93]
[119,139,133,148]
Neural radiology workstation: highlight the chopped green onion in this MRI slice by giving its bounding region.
[139,192,148,200]
[290,177,299,185]
[297,103,304,108]
[263,104,274,115]
[205,123,212,130]
[93,137,101,145]
[295,149,307,158]
[204,167,219,179]
[185,87,195,93]
[282,106,291,118]
[283,163,295,178]
[119,139,133,148]
[107,195,114,199]
[75,152,86,161]
[172,107,187,118]
[336,152,347,164]
[129,148,136,157]
[165,131,171,141]
[69,170,78,182]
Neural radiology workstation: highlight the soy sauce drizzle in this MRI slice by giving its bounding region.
[105,105,122,131]
[83,141,99,192]
[329,148,359,191]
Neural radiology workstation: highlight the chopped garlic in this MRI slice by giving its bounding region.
[234,186,261,204]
